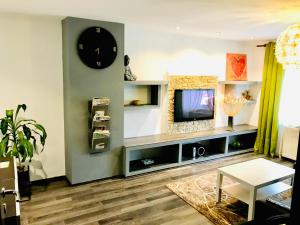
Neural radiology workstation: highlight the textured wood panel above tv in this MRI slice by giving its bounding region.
[167,75,218,134]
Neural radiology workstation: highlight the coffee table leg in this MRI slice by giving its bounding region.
[248,187,257,221]
[216,171,223,203]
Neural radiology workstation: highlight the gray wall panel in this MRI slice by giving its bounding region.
[62,17,124,184]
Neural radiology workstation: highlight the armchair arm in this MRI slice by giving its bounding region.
[265,213,290,224]
[240,214,290,225]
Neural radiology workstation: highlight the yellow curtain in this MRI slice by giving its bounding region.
[254,42,284,157]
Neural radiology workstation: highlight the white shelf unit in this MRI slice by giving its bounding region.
[124,80,169,109]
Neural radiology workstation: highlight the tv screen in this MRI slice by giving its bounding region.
[174,89,215,122]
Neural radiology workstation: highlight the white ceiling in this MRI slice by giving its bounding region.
[0,0,299,40]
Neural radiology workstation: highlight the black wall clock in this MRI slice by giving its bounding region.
[77,26,118,69]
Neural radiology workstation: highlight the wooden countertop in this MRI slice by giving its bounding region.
[124,124,257,148]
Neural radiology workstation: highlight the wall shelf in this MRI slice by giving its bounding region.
[124,105,160,109]
[124,80,168,108]
[246,99,257,104]
[218,80,262,85]
[124,80,169,85]
[123,124,257,177]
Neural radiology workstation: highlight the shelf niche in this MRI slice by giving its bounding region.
[228,132,257,154]
[219,80,262,103]
[182,137,226,162]
[129,144,179,173]
[124,80,168,109]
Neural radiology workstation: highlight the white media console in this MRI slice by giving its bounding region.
[123,124,257,177]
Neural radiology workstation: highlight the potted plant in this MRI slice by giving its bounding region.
[0,104,47,199]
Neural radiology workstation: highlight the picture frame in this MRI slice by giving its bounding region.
[226,53,247,81]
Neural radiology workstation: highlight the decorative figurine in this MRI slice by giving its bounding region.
[242,90,252,100]
[124,55,137,81]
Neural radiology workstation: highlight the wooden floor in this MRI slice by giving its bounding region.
[20,153,293,225]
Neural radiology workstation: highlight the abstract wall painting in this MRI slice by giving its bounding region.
[226,53,247,81]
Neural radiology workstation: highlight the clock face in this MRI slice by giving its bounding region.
[77,26,118,69]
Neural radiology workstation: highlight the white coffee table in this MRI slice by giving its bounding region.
[216,158,294,221]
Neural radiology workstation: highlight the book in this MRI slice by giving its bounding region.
[93,114,110,122]
[93,129,110,139]
[92,97,110,106]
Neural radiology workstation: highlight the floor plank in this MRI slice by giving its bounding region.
[21,153,293,225]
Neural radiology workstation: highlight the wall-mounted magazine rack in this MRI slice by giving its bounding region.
[88,97,111,153]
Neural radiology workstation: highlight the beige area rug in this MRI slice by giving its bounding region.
[167,173,291,225]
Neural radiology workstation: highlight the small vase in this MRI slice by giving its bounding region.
[227,116,234,131]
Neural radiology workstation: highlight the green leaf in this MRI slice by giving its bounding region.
[0,119,8,135]
[17,131,25,140]
[17,138,34,162]
[31,136,37,151]
[5,109,14,119]
[11,144,18,157]
[25,139,33,159]
[5,149,12,157]
[35,123,47,147]
[23,125,31,140]
[15,104,26,120]
[17,141,26,156]
[0,143,3,157]
[16,119,36,128]
[0,135,9,157]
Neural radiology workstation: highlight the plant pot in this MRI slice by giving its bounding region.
[17,166,31,200]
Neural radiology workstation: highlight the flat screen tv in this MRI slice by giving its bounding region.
[174,89,215,122]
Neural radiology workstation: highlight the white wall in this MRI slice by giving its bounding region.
[0,13,65,180]
[0,13,265,179]
[124,25,265,138]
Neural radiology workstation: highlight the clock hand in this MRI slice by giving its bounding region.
[95,48,100,55]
